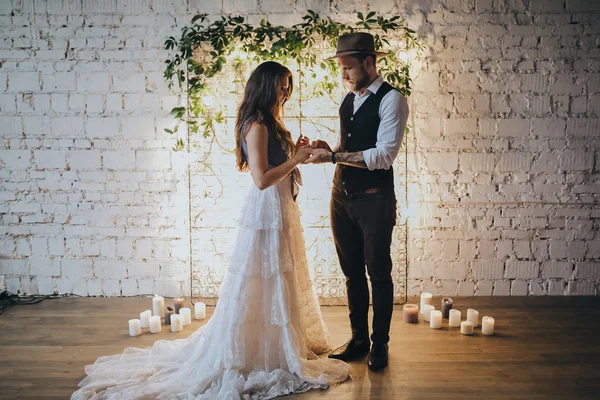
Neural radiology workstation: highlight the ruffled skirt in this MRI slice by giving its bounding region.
[71,175,350,399]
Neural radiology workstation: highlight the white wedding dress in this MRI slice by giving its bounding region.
[72,174,351,399]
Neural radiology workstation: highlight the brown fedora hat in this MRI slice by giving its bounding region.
[327,32,389,60]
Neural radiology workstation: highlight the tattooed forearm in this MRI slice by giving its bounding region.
[305,149,368,167]
[336,152,368,169]
[311,153,331,163]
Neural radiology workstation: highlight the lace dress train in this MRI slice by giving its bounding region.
[72,175,350,399]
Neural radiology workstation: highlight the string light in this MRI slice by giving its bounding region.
[396,49,409,64]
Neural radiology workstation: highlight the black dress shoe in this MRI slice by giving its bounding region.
[328,338,371,361]
[368,343,389,371]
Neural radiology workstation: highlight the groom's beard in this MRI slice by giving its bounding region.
[344,69,370,93]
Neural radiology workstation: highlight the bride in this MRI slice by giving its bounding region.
[71,61,351,399]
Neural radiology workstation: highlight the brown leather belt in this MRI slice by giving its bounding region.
[358,188,382,194]
[347,187,382,195]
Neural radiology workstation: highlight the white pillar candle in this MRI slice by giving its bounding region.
[467,308,479,327]
[152,295,165,318]
[128,319,142,337]
[194,302,206,320]
[482,316,495,335]
[429,310,442,329]
[423,304,435,322]
[461,321,474,335]
[171,314,183,332]
[420,292,433,315]
[180,307,192,326]
[149,315,161,334]
[449,309,462,327]
[140,310,152,329]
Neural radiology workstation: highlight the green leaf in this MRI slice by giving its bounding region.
[172,138,185,151]
[170,106,186,115]
[191,13,206,24]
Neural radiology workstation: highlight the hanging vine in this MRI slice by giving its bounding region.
[163,10,424,151]
[163,11,424,302]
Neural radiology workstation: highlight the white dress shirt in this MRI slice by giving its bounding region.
[338,76,409,171]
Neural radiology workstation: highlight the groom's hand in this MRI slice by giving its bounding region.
[310,140,332,152]
[303,148,331,164]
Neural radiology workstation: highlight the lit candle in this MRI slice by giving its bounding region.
[149,315,161,334]
[173,298,185,314]
[461,321,474,335]
[467,309,479,327]
[441,297,453,319]
[128,319,141,336]
[403,304,419,323]
[420,292,432,315]
[449,309,462,327]
[482,316,495,335]
[164,305,174,325]
[423,304,435,322]
[140,310,151,329]
[152,295,165,318]
[429,310,442,329]
[171,314,183,332]
[194,302,206,320]
[180,308,192,326]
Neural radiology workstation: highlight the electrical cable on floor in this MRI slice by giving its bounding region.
[0,291,84,317]
[0,292,173,317]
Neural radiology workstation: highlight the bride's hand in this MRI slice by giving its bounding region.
[293,146,310,163]
[295,135,310,150]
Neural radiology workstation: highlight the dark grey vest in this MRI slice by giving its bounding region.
[333,82,396,194]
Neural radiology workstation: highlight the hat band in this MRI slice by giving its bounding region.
[338,47,373,52]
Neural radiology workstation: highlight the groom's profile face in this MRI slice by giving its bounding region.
[337,55,370,93]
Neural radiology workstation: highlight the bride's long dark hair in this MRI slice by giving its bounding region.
[235,61,295,172]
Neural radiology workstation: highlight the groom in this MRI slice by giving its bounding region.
[304,32,409,371]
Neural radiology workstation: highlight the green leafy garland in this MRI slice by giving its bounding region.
[163,11,424,151]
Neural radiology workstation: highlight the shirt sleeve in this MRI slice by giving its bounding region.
[363,90,409,171]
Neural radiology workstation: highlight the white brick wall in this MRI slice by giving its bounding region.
[1,0,599,297]
[405,0,600,297]
[0,0,190,297]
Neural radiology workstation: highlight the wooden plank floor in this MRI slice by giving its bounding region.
[1,296,599,400]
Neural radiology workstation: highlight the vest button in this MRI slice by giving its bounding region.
[348,133,352,137]
[342,181,346,185]
[350,117,354,121]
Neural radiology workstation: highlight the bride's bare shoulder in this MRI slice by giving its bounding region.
[246,122,268,138]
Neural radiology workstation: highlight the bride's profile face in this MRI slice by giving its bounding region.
[278,75,290,105]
